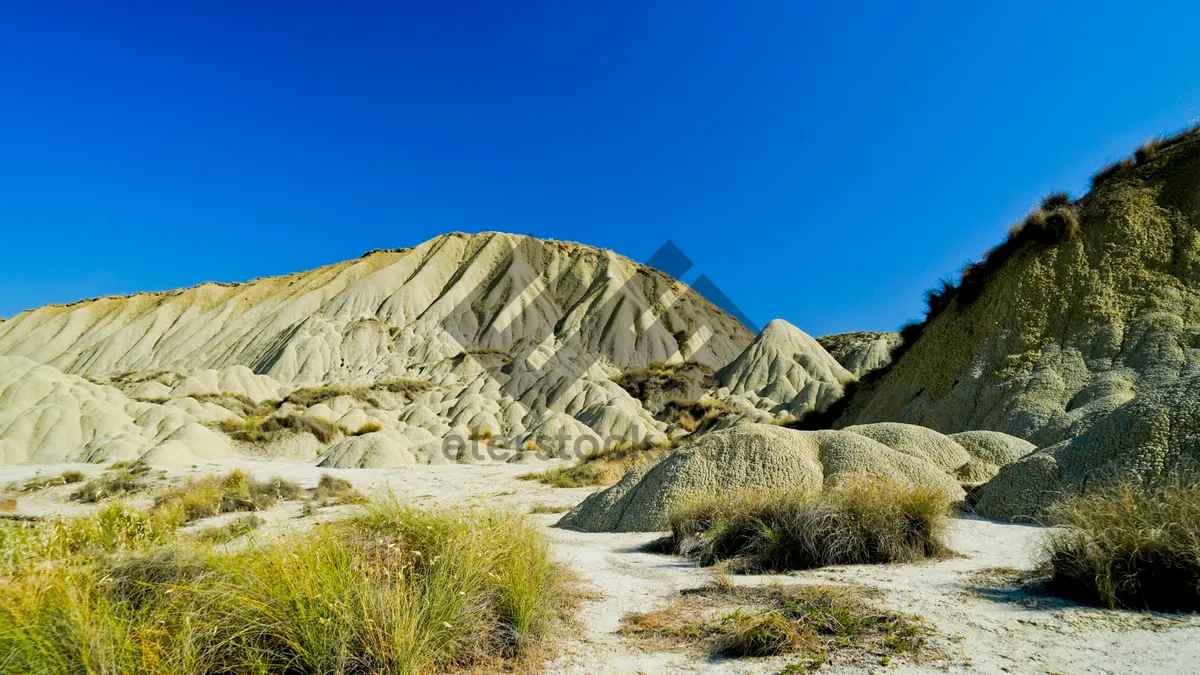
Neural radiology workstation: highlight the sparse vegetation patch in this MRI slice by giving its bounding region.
[0,496,579,674]
[659,398,736,434]
[312,474,366,505]
[612,361,716,411]
[518,439,675,488]
[1039,471,1200,611]
[218,413,340,444]
[620,580,931,667]
[153,470,301,525]
[70,464,153,503]
[6,470,86,493]
[655,477,953,572]
[195,514,265,544]
[374,377,435,397]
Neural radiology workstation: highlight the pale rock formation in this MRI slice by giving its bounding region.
[714,319,854,414]
[557,423,978,532]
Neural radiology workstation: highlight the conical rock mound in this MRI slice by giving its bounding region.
[713,319,853,414]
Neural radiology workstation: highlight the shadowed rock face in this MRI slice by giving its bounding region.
[836,129,1200,519]
[817,331,901,377]
[0,232,755,467]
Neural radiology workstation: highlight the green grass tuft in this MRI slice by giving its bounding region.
[0,495,578,674]
[657,477,953,572]
[1039,471,1200,611]
[70,465,153,503]
[153,470,301,525]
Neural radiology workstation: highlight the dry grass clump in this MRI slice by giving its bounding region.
[190,392,279,417]
[194,514,266,544]
[282,385,385,409]
[620,580,930,667]
[468,428,494,441]
[1091,123,1200,188]
[218,413,340,444]
[457,347,509,358]
[660,398,736,434]
[518,439,675,488]
[374,377,434,397]
[312,474,366,505]
[1039,472,1200,611]
[153,470,301,525]
[6,470,87,493]
[70,464,153,503]
[529,504,573,514]
[656,477,953,572]
[0,497,578,674]
[347,420,384,436]
[612,361,716,411]
[0,502,180,575]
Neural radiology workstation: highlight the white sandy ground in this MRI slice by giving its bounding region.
[4,460,1200,675]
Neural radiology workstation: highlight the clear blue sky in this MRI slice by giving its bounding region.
[3,2,1199,336]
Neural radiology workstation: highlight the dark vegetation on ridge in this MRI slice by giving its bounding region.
[791,125,1200,432]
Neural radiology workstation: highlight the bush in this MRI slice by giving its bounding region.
[374,377,434,397]
[219,414,340,444]
[1039,472,1200,611]
[70,466,152,503]
[518,439,675,488]
[658,477,953,572]
[313,474,365,505]
[660,398,736,434]
[0,497,578,674]
[612,361,716,410]
[195,514,265,544]
[7,470,87,493]
[347,420,384,436]
[154,470,300,524]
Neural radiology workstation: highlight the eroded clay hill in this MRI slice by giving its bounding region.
[0,233,756,466]
[835,127,1200,519]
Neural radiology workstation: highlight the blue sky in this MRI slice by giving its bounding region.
[2,2,1199,336]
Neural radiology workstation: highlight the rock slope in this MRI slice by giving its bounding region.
[558,422,1032,532]
[0,233,754,466]
[711,319,853,415]
[835,126,1200,519]
[0,356,231,465]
